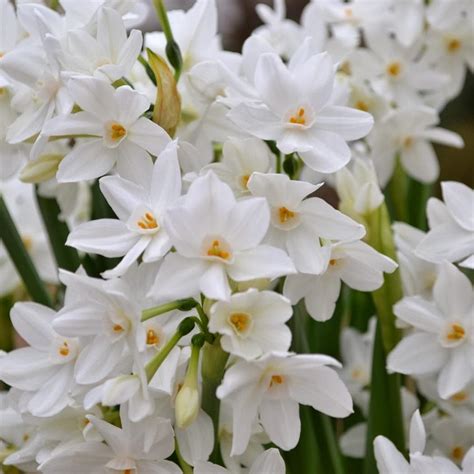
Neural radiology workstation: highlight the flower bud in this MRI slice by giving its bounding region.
[20,154,63,183]
[175,384,199,429]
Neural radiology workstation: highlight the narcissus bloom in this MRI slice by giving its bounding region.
[388,262,474,399]
[150,172,295,302]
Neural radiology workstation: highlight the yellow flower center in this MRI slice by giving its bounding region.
[110,123,127,141]
[329,259,338,267]
[289,107,307,125]
[113,323,124,333]
[451,446,464,462]
[269,374,285,388]
[446,38,461,53]
[450,391,468,402]
[403,136,414,148]
[123,470,133,474]
[339,61,352,76]
[137,212,158,230]
[207,240,231,260]
[355,100,369,112]
[229,312,251,333]
[58,341,70,357]
[146,329,159,345]
[446,323,465,341]
[387,61,402,77]
[240,174,250,189]
[279,207,296,224]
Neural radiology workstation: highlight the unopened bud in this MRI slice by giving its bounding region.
[20,154,63,183]
[175,384,199,428]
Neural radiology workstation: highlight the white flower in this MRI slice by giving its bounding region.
[416,181,474,268]
[248,172,365,274]
[370,106,464,185]
[336,157,384,219]
[66,140,181,278]
[52,271,145,385]
[388,262,474,399]
[228,50,373,173]
[209,289,292,360]
[150,172,295,302]
[0,303,79,417]
[195,448,286,474]
[216,351,352,455]
[39,407,181,474]
[374,409,474,474]
[42,77,170,182]
[199,138,272,197]
[393,222,441,297]
[284,240,397,321]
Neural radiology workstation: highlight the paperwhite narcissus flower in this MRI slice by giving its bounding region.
[52,271,145,385]
[370,106,464,185]
[416,181,474,269]
[39,407,181,474]
[150,172,295,302]
[216,351,353,455]
[388,262,474,399]
[284,240,397,321]
[248,172,365,274]
[47,7,143,82]
[0,303,80,418]
[195,447,286,474]
[66,140,181,278]
[209,289,292,360]
[200,138,272,196]
[42,76,170,182]
[336,157,384,219]
[228,51,374,173]
[374,409,474,474]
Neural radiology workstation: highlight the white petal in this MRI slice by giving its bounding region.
[57,140,116,182]
[393,297,443,333]
[42,112,102,137]
[11,302,56,350]
[115,140,154,186]
[115,86,149,124]
[99,175,147,221]
[437,348,472,399]
[228,245,295,282]
[102,236,150,279]
[441,181,474,231]
[400,140,439,184]
[199,263,231,301]
[117,29,144,77]
[315,106,373,140]
[374,436,411,474]
[433,262,472,318]
[289,366,353,417]
[127,117,170,156]
[249,448,285,474]
[283,273,316,305]
[304,273,341,322]
[302,197,366,240]
[387,333,447,375]
[66,219,138,257]
[409,410,426,455]
[418,127,464,148]
[259,398,300,451]
[102,375,140,406]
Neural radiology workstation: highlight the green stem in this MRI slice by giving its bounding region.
[364,322,405,474]
[138,56,157,85]
[0,196,53,307]
[141,298,197,321]
[0,295,14,352]
[201,338,229,464]
[175,440,193,474]
[145,318,194,381]
[196,304,209,328]
[387,157,408,222]
[152,0,183,80]
[321,415,345,474]
[407,179,432,230]
[36,191,81,272]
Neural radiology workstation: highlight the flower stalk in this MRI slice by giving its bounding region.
[141,298,197,322]
[0,195,53,308]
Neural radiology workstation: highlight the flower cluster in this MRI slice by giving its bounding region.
[0,0,472,473]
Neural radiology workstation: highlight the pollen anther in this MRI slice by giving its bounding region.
[447,38,461,53]
[229,312,251,333]
[110,123,126,141]
[289,108,307,125]
[146,329,159,345]
[59,342,70,357]
[387,62,402,77]
[269,374,285,388]
[279,207,296,224]
[113,323,124,333]
[446,323,465,341]
[207,240,230,260]
[137,212,158,230]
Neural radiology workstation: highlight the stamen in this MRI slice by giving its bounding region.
[109,123,126,141]
[113,324,124,333]
[146,329,159,345]
[403,136,413,148]
[59,342,70,357]
[386,62,402,77]
[451,446,464,461]
[229,312,251,333]
[446,323,465,341]
[269,374,285,388]
[207,240,230,260]
[447,38,461,53]
[137,212,158,230]
[240,174,250,189]
[451,391,468,402]
[355,100,369,112]
[278,207,295,224]
[329,259,338,266]
[289,107,307,125]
